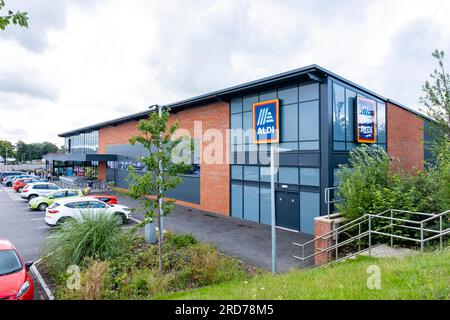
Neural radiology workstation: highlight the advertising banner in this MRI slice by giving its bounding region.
[356,96,377,143]
[253,99,280,144]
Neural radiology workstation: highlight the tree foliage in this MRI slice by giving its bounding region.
[0,0,28,30]
[0,139,15,158]
[15,140,59,162]
[336,143,450,221]
[126,109,191,273]
[420,50,450,139]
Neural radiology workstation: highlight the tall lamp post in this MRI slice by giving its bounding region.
[270,144,291,274]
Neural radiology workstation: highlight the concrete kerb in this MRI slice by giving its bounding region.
[30,260,55,300]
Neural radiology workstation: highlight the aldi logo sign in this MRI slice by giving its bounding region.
[356,96,377,144]
[253,99,280,144]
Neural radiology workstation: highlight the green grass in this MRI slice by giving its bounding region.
[158,249,450,300]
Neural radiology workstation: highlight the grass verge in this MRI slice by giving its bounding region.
[158,249,450,300]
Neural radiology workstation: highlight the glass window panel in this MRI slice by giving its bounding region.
[260,166,271,183]
[231,98,243,114]
[346,142,356,152]
[243,185,259,222]
[242,112,253,144]
[259,90,277,102]
[231,165,243,180]
[346,89,356,142]
[333,83,346,141]
[281,104,298,142]
[243,94,258,112]
[260,187,271,225]
[279,142,298,151]
[300,192,320,235]
[231,113,243,145]
[377,102,386,143]
[231,184,243,219]
[299,100,319,141]
[279,167,299,185]
[334,142,346,151]
[333,168,340,186]
[299,83,319,102]
[299,141,319,151]
[278,85,298,105]
[243,166,259,181]
[300,168,320,186]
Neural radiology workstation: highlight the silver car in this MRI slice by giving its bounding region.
[20,182,61,201]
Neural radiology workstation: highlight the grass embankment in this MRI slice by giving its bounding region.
[160,249,450,300]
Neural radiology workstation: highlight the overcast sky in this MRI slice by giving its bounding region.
[1,0,449,146]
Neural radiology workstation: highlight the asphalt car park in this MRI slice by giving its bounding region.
[0,185,138,299]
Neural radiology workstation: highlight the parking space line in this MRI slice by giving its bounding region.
[38,226,51,229]
[30,218,45,221]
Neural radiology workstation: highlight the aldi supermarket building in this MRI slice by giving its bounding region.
[45,65,433,235]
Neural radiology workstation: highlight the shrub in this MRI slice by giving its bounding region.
[336,145,390,220]
[336,142,449,222]
[42,213,132,273]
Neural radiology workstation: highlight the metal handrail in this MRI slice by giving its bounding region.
[293,209,449,263]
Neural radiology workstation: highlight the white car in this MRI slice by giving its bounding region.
[45,197,131,226]
[20,183,61,201]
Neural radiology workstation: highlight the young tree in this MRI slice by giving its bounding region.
[126,109,191,273]
[420,50,450,139]
[0,0,28,30]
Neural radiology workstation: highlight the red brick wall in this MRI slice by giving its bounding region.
[98,102,230,216]
[387,102,424,172]
[314,217,335,266]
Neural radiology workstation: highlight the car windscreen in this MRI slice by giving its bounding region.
[0,250,23,276]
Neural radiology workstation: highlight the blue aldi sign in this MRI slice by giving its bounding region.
[356,96,377,144]
[253,99,280,144]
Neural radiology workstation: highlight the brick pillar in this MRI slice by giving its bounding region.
[314,216,336,267]
[98,161,107,181]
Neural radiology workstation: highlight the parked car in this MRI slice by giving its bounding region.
[0,239,34,300]
[20,182,61,201]
[3,174,30,187]
[0,171,24,184]
[89,194,118,205]
[13,177,42,192]
[45,197,131,226]
[28,189,84,211]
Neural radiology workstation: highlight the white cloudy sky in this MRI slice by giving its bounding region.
[1,0,449,146]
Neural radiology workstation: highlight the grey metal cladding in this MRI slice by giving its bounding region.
[106,143,148,160]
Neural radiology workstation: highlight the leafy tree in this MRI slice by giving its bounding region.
[0,0,28,30]
[0,140,15,159]
[15,140,59,162]
[420,50,450,139]
[126,109,191,273]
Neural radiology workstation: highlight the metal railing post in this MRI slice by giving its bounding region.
[420,222,424,253]
[368,215,372,256]
[358,223,361,253]
[390,209,394,247]
[335,227,338,261]
[439,216,443,251]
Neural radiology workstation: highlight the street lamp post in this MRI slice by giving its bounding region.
[270,144,291,274]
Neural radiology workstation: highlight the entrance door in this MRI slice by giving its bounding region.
[276,191,299,231]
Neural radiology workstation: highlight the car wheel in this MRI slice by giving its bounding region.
[28,194,38,201]
[38,203,48,211]
[18,187,23,193]
[114,213,128,224]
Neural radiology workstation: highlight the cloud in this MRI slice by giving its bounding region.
[0,71,57,101]
[0,0,449,145]
[2,0,98,52]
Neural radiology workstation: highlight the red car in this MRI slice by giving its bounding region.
[90,195,118,205]
[13,178,40,192]
[0,239,34,300]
